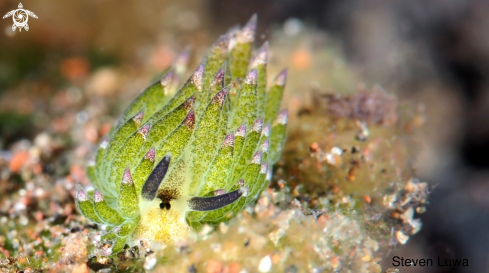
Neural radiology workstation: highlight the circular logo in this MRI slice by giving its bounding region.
[13,9,28,27]
[3,3,38,32]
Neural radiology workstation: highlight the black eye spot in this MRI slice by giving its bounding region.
[159,201,171,210]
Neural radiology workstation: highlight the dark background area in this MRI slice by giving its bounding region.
[1,0,488,272]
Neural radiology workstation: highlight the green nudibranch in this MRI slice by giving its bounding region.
[76,15,288,255]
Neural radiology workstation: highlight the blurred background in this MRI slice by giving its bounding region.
[0,0,488,272]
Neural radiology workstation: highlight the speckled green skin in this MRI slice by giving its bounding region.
[76,16,289,253]
[94,190,125,225]
[119,169,139,218]
[133,148,156,193]
[269,110,288,164]
[187,134,234,222]
[265,70,287,124]
[136,96,195,167]
[187,89,229,195]
[230,119,262,184]
[224,152,262,219]
[229,70,258,130]
[75,186,102,224]
[118,72,174,127]
[252,43,268,118]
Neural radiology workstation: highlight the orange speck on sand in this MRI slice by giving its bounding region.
[391,211,401,219]
[84,126,98,143]
[206,259,224,273]
[33,164,43,174]
[346,168,355,181]
[228,262,241,273]
[310,142,319,153]
[100,123,112,137]
[151,46,175,71]
[364,195,372,203]
[331,256,339,268]
[291,48,311,70]
[317,214,328,223]
[0,247,10,257]
[60,57,90,82]
[9,151,29,173]
[272,253,281,264]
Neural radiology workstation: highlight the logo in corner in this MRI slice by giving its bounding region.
[3,3,38,32]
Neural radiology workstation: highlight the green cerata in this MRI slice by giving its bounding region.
[75,15,288,255]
